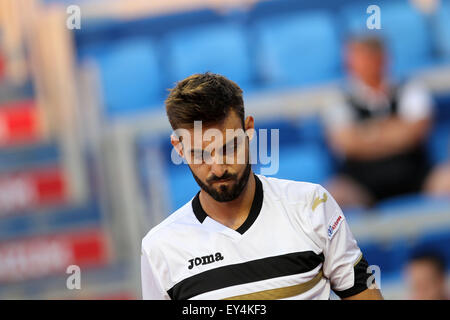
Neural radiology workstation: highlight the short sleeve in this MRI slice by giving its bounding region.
[322,97,356,130]
[141,248,170,300]
[307,185,373,298]
[397,81,433,122]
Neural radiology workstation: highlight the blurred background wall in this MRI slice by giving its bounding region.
[0,0,449,299]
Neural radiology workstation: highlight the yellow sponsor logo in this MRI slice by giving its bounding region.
[312,193,328,211]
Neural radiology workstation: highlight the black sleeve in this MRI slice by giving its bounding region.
[333,255,374,299]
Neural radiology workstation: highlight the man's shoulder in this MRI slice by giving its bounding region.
[258,175,339,246]
[257,174,324,206]
[141,200,196,250]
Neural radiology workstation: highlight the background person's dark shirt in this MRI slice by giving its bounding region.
[324,79,433,201]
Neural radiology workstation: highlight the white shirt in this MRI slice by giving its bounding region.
[324,78,433,129]
[141,174,370,300]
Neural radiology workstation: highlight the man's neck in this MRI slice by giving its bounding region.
[361,78,387,93]
[199,172,256,230]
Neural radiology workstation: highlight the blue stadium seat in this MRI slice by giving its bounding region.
[427,93,450,165]
[375,194,450,215]
[252,11,341,88]
[358,239,410,275]
[75,8,225,45]
[414,229,450,268]
[297,116,325,143]
[253,117,333,183]
[340,0,432,78]
[359,242,391,271]
[77,40,111,62]
[0,142,60,173]
[436,0,450,61]
[164,23,254,91]
[0,202,101,241]
[389,239,416,271]
[255,118,302,146]
[260,143,332,184]
[427,124,450,165]
[167,165,199,211]
[359,228,450,278]
[297,116,338,175]
[94,38,162,117]
[249,0,357,21]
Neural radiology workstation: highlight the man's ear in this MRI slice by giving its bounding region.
[171,134,184,158]
[244,116,255,141]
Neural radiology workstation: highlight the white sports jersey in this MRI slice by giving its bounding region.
[141,174,371,300]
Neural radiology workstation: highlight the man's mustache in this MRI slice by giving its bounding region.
[207,172,237,184]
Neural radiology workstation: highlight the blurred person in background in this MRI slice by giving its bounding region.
[404,250,449,300]
[324,35,450,208]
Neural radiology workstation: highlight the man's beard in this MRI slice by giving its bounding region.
[190,162,252,202]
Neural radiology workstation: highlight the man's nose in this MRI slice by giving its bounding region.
[210,162,227,179]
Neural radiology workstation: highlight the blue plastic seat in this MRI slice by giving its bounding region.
[436,0,450,61]
[340,1,432,78]
[249,0,352,18]
[94,38,162,117]
[414,230,450,268]
[0,202,101,241]
[261,143,332,184]
[164,23,253,91]
[136,135,198,212]
[0,142,60,173]
[255,118,302,147]
[427,93,450,165]
[427,124,450,165]
[252,11,341,88]
[358,239,409,275]
[77,39,112,62]
[376,194,435,212]
[167,165,199,211]
[358,242,391,271]
[390,239,416,271]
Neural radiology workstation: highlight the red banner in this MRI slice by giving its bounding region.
[0,229,110,283]
[0,100,41,146]
[0,167,68,216]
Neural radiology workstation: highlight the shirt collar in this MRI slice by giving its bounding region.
[191,174,264,235]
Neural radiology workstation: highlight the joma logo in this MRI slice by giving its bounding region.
[188,252,224,270]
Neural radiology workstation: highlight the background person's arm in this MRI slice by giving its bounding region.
[327,116,431,161]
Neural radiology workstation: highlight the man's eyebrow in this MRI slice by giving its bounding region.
[223,136,239,149]
[189,137,239,153]
[218,136,239,152]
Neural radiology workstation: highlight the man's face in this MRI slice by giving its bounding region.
[346,42,385,85]
[172,110,254,202]
[405,260,447,300]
